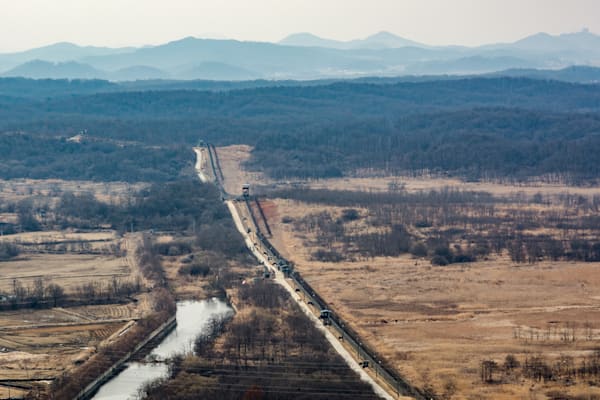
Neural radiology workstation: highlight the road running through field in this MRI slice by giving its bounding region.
[196,145,403,399]
[226,200,396,400]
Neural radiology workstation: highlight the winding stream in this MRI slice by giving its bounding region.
[91,298,232,400]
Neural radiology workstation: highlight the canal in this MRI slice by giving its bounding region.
[92,298,233,400]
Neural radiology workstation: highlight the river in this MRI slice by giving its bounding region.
[91,298,233,400]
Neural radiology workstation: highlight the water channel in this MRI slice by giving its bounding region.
[91,298,233,400]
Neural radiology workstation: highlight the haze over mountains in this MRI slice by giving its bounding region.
[1,30,599,81]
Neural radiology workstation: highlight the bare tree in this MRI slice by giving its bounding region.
[480,360,498,383]
[46,283,65,307]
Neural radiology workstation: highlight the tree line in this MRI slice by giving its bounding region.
[481,351,600,391]
[2,78,600,183]
[4,180,242,240]
[278,188,600,266]
[0,132,192,182]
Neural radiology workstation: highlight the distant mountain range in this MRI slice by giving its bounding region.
[1,30,599,81]
[279,31,424,49]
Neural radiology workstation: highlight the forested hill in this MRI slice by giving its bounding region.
[1,77,600,183]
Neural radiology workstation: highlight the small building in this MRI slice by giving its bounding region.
[242,184,250,197]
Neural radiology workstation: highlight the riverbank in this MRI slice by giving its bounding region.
[44,300,175,399]
[74,314,176,400]
[91,299,233,400]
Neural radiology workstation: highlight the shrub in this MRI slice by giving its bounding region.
[431,255,449,266]
[153,241,193,256]
[414,220,432,228]
[179,263,211,277]
[311,249,344,262]
[453,253,475,263]
[341,208,360,222]
[410,242,428,258]
[0,242,20,261]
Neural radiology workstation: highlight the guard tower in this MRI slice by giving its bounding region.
[242,183,250,198]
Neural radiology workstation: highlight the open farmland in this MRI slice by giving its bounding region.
[0,301,147,397]
[0,229,138,295]
[0,180,154,399]
[0,253,130,294]
[0,229,145,399]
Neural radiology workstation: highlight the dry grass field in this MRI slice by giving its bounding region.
[215,144,600,200]
[215,146,600,399]
[0,178,146,204]
[308,175,600,198]
[1,228,122,259]
[0,251,130,294]
[0,230,117,244]
[0,303,145,397]
[266,197,600,399]
[214,145,270,196]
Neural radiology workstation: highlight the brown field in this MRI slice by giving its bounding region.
[0,178,146,204]
[0,240,151,399]
[0,253,130,294]
[0,233,147,399]
[264,195,600,399]
[215,144,600,200]
[265,195,600,399]
[210,145,600,399]
[214,145,270,196]
[0,230,117,244]
[0,303,145,397]
[308,175,600,198]
[0,230,120,253]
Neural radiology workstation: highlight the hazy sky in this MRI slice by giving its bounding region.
[0,0,598,52]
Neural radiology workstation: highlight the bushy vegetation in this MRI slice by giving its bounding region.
[480,351,600,391]
[0,242,20,261]
[0,132,191,182]
[277,187,600,265]
[53,181,245,256]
